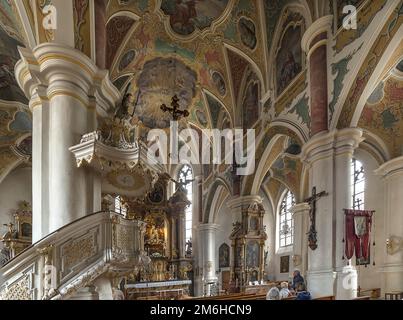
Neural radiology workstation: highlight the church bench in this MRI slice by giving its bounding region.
[353,296,371,300]
[358,288,381,299]
[313,295,335,300]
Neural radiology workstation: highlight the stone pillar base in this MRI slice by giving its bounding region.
[381,263,403,294]
[69,285,99,300]
[335,266,358,300]
[307,270,336,299]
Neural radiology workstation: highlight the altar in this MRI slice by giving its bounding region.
[125,280,192,300]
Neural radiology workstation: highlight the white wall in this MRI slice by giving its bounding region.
[261,191,293,282]
[353,149,384,292]
[0,167,32,245]
[214,202,234,290]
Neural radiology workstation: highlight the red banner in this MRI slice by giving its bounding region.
[344,210,374,261]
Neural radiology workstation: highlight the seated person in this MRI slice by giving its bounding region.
[291,270,305,290]
[295,283,312,300]
[266,287,280,300]
[279,281,291,299]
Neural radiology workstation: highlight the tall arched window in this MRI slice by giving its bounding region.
[279,190,295,247]
[351,158,365,209]
[178,165,193,242]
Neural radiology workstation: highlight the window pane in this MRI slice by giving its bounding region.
[179,165,193,244]
[279,190,295,247]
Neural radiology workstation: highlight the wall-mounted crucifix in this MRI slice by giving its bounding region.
[160,95,190,121]
[304,186,328,250]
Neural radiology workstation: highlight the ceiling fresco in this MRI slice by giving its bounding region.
[358,71,403,159]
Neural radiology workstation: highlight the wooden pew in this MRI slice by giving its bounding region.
[353,296,371,300]
[313,295,335,300]
[358,288,381,299]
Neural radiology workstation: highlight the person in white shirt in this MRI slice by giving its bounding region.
[266,287,280,300]
[279,281,291,299]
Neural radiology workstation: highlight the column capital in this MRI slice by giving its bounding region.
[226,195,262,210]
[301,128,364,164]
[374,156,403,179]
[301,15,333,53]
[198,223,220,232]
[289,202,310,217]
[15,43,120,114]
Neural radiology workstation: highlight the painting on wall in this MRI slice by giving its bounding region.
[276,25,302,96]
[246,240,259,268]
[211,71,226,96]
[238,17,257,50]
[280,255,290,273]
[195,109,208,127]
[0,25,27,104]
[219,243,230,268]
[160,0,230,36]
[242,73,259,129]
[119,49,136,71]
[133,57,197,129]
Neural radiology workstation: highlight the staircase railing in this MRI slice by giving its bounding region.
[0,211,146,300]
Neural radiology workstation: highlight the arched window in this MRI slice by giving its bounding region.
[178,165,193,242]
[351,158,365,209]
[279,190,295,247]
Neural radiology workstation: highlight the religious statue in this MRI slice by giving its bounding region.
[264,249,268,268]
[386,235,403,255]
[114,92,135,122]
[185,238,192,256]
[171,177,194,194]
[149,224,160,242]
[305,187,328,250]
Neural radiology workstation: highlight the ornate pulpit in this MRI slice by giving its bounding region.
[230,202,267,290]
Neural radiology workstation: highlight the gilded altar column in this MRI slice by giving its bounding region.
[302,15,332,137]
[198,223,219,295]
[301,128,363,299]
[289,203,310,277]
[15,44,119,241]
[375,156,403,294]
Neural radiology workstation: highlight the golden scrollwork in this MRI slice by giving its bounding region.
[0,275,31,300]
[62,235,96,272]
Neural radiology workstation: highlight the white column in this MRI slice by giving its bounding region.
[290,202,310,276]
[301,128,363,299]
[15,43,119,241]
[375,156,403,293]
[333,129,363,300]
[198,223,219,295]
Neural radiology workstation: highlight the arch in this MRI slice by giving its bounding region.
[267,2,311,94]
[250,135,287,195]
[349,29,403,127]
[14,0,36,48]
[203,178,231,223]
[201,89,233,129]
[332,1,403,129]
[105,11,139,70]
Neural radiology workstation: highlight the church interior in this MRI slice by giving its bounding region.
[0,0,402,301]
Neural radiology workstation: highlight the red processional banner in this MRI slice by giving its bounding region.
[344,210,374,261]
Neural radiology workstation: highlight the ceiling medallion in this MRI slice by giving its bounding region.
[158,0,235,41]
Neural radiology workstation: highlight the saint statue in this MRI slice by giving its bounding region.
[171,177,194,194]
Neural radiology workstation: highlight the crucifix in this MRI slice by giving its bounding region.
[160,95,190,121]
[304,186,328,250]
